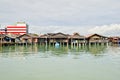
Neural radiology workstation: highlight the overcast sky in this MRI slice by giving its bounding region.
[0,0,120,36]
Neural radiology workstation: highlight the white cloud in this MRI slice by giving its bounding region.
[1,23,120,36]
[88,24,120,36]
[0,0,120,36]
[29,25,89,35]
[29,24,120,36]
[0,0,120,26]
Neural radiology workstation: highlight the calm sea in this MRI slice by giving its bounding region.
[0,45,120,80]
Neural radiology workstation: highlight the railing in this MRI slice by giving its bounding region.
[89,40,108,43]
[112,40,120,43]
[49,39,68,42]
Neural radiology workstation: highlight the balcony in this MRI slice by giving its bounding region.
[89,40,108,43]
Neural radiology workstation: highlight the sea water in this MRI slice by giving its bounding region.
[0,45,120,80]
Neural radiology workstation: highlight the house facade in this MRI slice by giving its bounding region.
[18,34,38,45]
[39,32,69,46]
[86,34,109,45]
[109,37,120,44]
[69,33,86,46]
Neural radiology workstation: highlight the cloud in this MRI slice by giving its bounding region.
[0,0,120,36]
[1,23,120,36]
[88,24,120,36]
[29,24,120,36]
[0,0,120,26]
[29,25,89,35]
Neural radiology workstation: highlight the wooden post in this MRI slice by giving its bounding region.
[49,39,50,47]
[74,42,75,47]
[60,41,62,47]
[63,42,65,47]
[53,39,55,47]
[67,42,68,47]
[79,43,81,49]
[46,37,47,48]
[0,36,2,46]
[89,42,91,47]
[71,38,72,48]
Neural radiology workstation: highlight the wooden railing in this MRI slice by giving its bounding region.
[89,40,108,43]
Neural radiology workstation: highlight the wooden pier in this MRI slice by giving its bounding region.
[39,33,109,47]
[0,33,112,47]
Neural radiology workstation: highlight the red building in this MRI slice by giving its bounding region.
[6,22,28,35]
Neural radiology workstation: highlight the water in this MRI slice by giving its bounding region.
[0,45,120,80]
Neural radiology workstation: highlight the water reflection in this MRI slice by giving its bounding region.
[86,45,107,56]
[0,45,120,80]
[0,45,110,58]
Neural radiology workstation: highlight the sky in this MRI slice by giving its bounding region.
[0,0,120,36]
